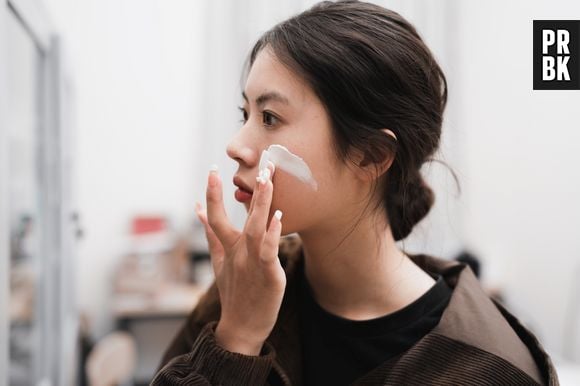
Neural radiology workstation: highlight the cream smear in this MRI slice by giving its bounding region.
[258,144,318,191]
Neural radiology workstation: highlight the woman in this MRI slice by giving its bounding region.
[152,1,558,385]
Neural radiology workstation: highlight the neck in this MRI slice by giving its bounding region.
[297,211,435,321]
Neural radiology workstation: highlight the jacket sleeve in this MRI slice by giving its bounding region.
[150,320,277,385]
[158,280,222,369]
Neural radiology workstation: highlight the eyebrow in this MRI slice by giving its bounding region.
[242,90,290,108]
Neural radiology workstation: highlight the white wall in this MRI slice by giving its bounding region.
[455,0,580,359]
[44,0,205,335]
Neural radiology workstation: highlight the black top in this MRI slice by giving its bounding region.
[299,272,452,386]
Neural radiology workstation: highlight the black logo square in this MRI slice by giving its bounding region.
[533,20,580,90]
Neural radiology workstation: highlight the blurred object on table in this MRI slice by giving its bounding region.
[107,214,211,384]
[189,215,213,290]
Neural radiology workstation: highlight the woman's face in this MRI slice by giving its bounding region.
[226,46,364,235]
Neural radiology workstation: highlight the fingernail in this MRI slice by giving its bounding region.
[208,165,219,187]
[259,167,271,182]
[274,209,283,220]
[195,202,202,211]
[256,167,270,185]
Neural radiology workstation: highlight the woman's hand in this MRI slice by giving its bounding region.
[195,162,286,356]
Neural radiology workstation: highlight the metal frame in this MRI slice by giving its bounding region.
[1,1,76,385]
[0,4,9,385]
[7,0,52,51]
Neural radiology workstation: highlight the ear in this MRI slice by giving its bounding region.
[382,128,397,141]
[352,128,397,182]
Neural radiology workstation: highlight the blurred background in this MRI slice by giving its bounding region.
[1,0,580,385]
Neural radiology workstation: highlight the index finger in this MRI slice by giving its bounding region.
[244,162,275,248]
[206,165,238,249]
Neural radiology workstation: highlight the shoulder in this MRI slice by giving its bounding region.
[372,331,545,385]
[404,254,556,385]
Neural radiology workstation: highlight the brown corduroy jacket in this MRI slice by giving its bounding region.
[152,235,559,385]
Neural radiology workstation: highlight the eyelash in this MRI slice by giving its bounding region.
[237,106,280,128]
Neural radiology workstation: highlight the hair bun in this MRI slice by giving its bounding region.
[387,169,434,241]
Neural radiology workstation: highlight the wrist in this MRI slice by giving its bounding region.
[214,321,266,356]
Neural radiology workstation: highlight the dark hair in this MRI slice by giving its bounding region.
[243,0,450,241]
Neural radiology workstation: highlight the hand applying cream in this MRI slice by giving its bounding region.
[258,144,318,190]
[256,162,273,185]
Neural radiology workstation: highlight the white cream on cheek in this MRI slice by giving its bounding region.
[258,144,318,190]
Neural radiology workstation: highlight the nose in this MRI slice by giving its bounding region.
[226,129,258,168]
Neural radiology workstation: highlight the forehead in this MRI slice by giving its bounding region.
[243,47,312,107]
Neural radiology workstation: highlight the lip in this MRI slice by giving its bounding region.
[233,176,254,194]
[233,175,254,203]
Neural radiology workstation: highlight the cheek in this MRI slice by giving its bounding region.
[268,170,318,233]
[264,136,339,232]
[268,162,340,234]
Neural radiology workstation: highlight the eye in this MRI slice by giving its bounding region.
[262,111,280,128]
[238,106,248,124]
